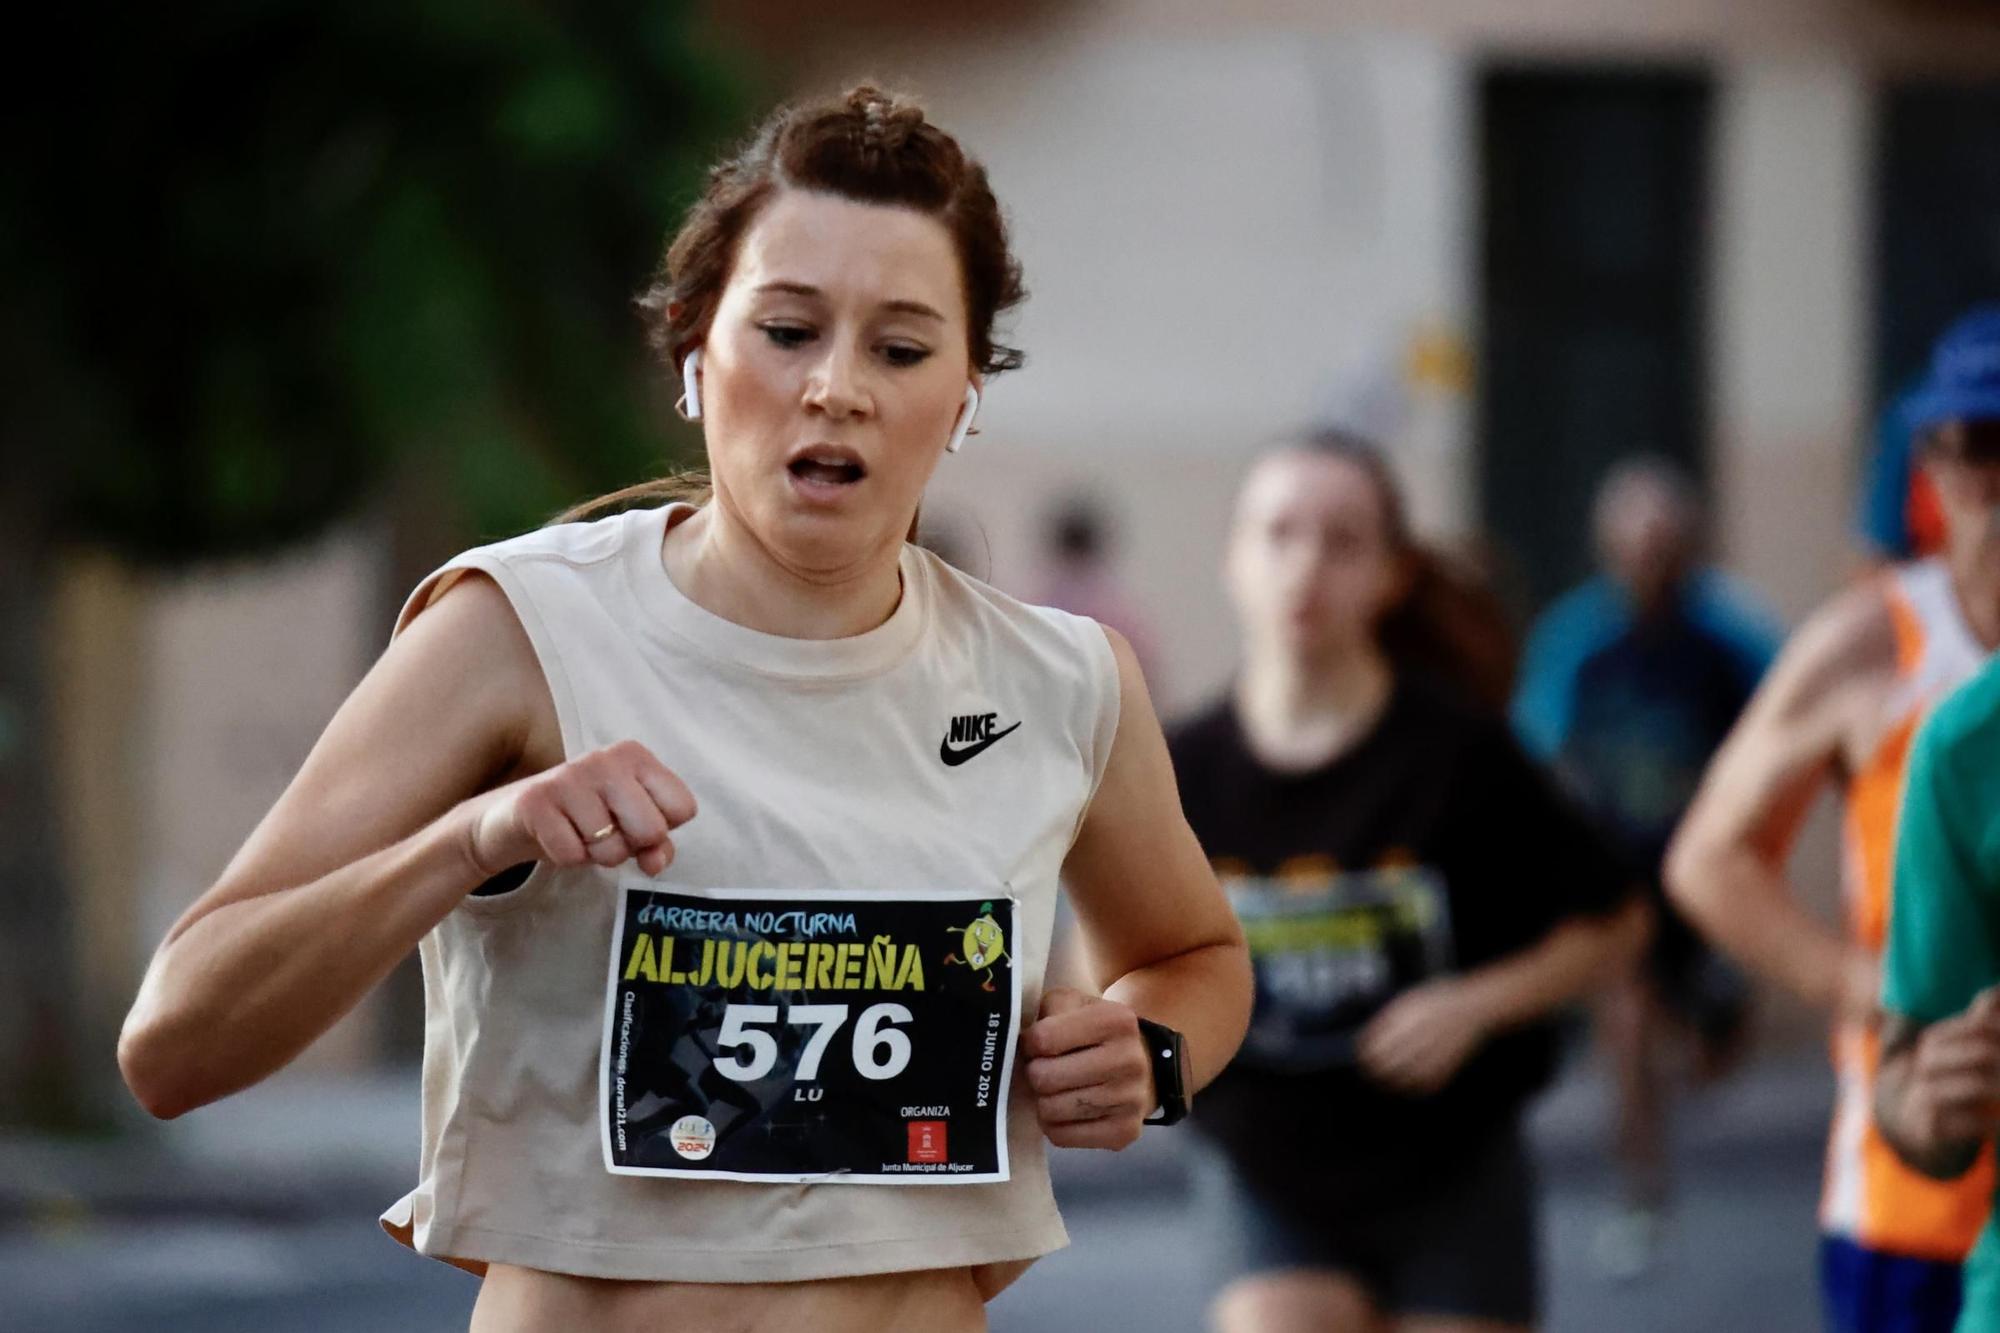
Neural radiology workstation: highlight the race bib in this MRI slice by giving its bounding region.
[600,886,1021,1184]
[1226,864,1453,1072]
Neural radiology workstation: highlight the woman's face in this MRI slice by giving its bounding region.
[697,187,976,579]
[1225,450,1406,660]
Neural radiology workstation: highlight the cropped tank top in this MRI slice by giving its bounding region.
[378,503,1120,1281]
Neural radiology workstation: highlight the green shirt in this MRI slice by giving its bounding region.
[1884,657,2000,1332]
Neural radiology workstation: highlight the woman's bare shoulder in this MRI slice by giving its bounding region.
[394,569,563,775]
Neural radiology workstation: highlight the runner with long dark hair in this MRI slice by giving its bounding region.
[1170,430,1646,1332]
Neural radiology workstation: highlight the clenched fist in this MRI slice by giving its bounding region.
[1023,987,1155,1151]
[1902,986,2000,1150]
[462,740,697,880]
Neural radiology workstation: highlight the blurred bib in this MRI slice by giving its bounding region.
[1226,865,1453,1072]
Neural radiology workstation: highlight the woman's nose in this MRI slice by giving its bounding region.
[802,346,872,421]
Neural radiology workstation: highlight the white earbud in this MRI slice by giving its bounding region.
[677,347,704,422]
[945,383,980,454]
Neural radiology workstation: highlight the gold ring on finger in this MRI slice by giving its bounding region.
[587,822,618,843]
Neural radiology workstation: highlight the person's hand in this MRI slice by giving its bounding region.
[1357,979,1490,1096]
[462,740,697,880]
[1902,986,2000,1151]
[1023,987,1154,1150]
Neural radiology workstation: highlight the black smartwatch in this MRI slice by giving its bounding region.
[1136,1017,1190,1126]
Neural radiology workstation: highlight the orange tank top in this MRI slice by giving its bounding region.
[1822,560,1993,1259]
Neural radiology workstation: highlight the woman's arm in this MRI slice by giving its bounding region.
[1021,627,1253,1151]
[1454,899,1653,1029]
[118,575,694,1118]
[1359,898,1650,1095]
[1360,704,1651,1097]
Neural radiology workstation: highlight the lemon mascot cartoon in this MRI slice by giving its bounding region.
[944,903,1011,992]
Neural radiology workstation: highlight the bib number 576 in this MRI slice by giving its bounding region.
[712,1002,914,1083]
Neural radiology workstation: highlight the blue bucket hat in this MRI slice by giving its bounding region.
[1907,304,2000,436]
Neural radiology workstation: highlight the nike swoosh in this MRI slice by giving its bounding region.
[939,720,1022,767]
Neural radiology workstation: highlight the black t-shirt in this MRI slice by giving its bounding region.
[1168,675,1631,1205]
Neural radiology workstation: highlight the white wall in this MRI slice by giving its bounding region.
[1710,60,1872,620]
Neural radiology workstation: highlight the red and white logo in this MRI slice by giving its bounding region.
[907,1120,948,1164]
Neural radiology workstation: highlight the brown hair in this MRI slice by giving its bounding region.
[1281,429,1518,714]
[556,84,1025,526]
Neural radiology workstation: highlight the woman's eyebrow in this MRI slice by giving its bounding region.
[753,282,944,323]
[882,299,945,323]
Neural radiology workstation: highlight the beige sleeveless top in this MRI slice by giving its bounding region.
[379,503,1119,1281]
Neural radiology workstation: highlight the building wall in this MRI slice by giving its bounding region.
[53,525,389,1087]
[1711,60,1874,620]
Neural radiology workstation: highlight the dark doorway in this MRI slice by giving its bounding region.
[1479,68,1713,610]
[1874,80,2000,401]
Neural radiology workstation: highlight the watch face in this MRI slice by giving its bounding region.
[1159,1036,1185,1097]
[1138,1019,1189,1124]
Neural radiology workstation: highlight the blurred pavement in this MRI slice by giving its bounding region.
[2,1046,1832,1331]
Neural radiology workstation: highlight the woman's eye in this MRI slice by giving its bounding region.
[882,343,932,368]
[761,324,813,348]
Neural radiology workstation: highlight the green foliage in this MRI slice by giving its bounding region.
[4,1,753,562]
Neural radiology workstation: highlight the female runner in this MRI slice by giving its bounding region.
[1171,431,1646,1332]
[118,86,1251,1333]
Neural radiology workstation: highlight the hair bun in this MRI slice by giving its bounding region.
[845,84,926,152]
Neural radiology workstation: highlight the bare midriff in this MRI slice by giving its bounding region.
[469,1264,991,1333]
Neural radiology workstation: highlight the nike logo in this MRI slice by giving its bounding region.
[940,713,1022,767]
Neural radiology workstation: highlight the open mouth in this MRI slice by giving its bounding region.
[787,447,867,487]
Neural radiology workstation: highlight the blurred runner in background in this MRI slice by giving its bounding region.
[1670,307,2000,1333]
[1877,649,2000,1333]
[1514,456,1780,1277]
[1171,429,1648,1333]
